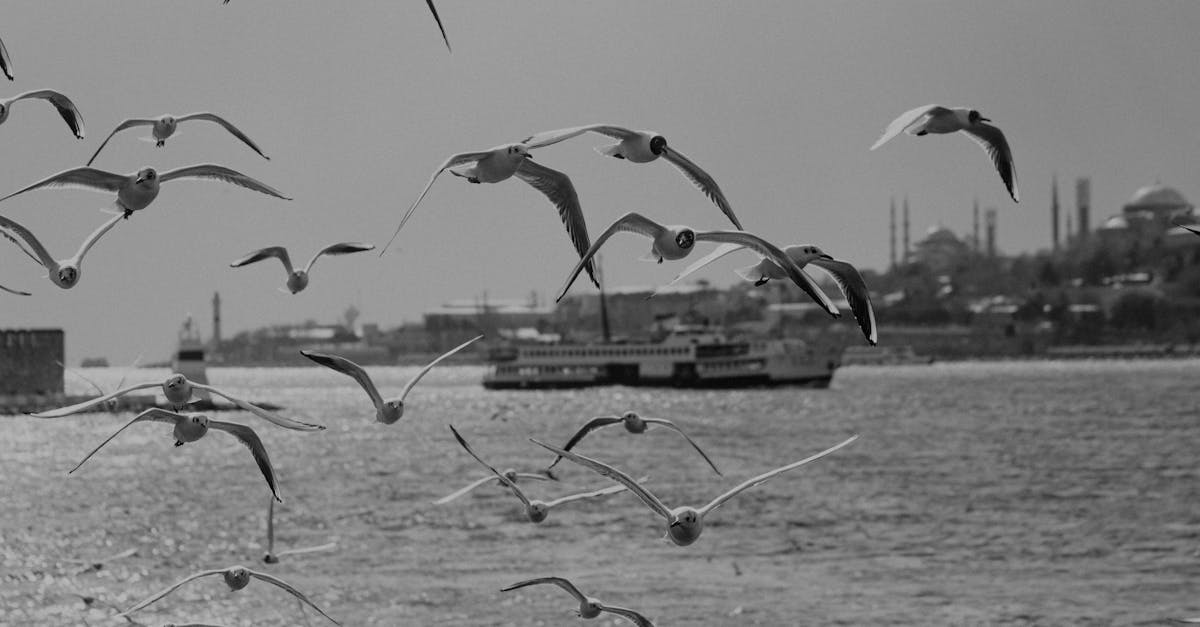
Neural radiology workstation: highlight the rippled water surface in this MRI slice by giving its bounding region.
[3,360,1199,625]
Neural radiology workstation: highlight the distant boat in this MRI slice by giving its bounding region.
[483,325,841,390]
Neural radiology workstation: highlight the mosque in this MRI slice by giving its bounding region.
[888,180,1200,276]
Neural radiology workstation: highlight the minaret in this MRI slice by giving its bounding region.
[889,197,897,270]
[902,195,910,263]
[1051,173,1060,251]
[211,291,222,353]
[985,208,998,257]
[972,197,980,252]
[1076,177,1090,240]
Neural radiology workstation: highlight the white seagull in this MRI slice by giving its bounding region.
[68,408,283,503]
[870,104,1018,202]
[532,434,858,546]
[0,163,290,218]
[502,577,654,626]
[447,425,634,523]
[87,112,270,166]
[659,242,878,345]
[544,410,721,477]
[0,89,84,138]
[521,124,742,230]
[302,335,482,424]
[380,143,597,287]
[0,35,12,80]
[120,564,340,626]
[29,372,323,431]
[434,467,555,505]
[0,212,122,289]
[230,242,375,294]
[554,212,841,321]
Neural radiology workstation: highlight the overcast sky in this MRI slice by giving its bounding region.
[2,1,1199,364]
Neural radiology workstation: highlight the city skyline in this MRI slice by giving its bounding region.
[2,1,1199,364]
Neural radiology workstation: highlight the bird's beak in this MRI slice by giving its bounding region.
[979,117,992,123]
[820,253,835,261]
[525,153,534,160]
[135,176,146,184]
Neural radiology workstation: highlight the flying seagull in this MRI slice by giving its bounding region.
[230,242,374,294]
[870,104,1018,202]
[521,123,742,229]
[87,111,269,166]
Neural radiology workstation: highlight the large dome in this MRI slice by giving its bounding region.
[1127,184,1190,209]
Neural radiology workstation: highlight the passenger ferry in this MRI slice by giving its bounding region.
[483,326,841,389]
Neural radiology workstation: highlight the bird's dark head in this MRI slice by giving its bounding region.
[56,266,78,288]
[165,373,186,389]
[650,135,667,155]
[134,168,157,185]
[675,228,695,249]
[968,110,989,124]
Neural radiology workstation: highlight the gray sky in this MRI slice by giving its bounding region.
[2,1,1199,364]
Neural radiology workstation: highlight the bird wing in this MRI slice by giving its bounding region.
[10,89,85,138]
[398,334,482,400]
[266,497,276,555]
[29,381,159,417]
[530,438,672,520]
[176,112,270,160]
[246,569,341,626]
[0,166,127,203]
[426,0,451,52]
[210,419,282,503]
[544,415,623,471]
[809,256,878,345]
[696,230,841,317]
[521,124,638,149]
[660,147,741,229]
[302,241,375,273]
[555,212,666,302]
[513,159,598,287]
[0,283,30,296]
[869,104,947,150]
[653,242,746,295]
[642,417,721,476]
[698,434,858,516]
[599,604,656,627]
[158,164,290,199]
[85,118,155,166]
[0,35,12,80]
[449,425,531,507]
[274,542,337,558]
[1,223,47,267]
[543,480,632,508]
[121,569,225,616]
[962,122,1019,202]
[500,576,587,605]
[69,408,184,474]
[301,350,384,410]
[380,150,492,255]
[230,246,293,275]
[433,475,497,505]
[71,212,123,264]
[0,214,55,268]
[192,382,324,431]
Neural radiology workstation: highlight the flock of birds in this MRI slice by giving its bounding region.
[0,4,1067,626]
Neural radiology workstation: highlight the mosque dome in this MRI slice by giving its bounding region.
[922,224,960,244]
[1101,215,1129,230]
[1127,184,1190,209]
